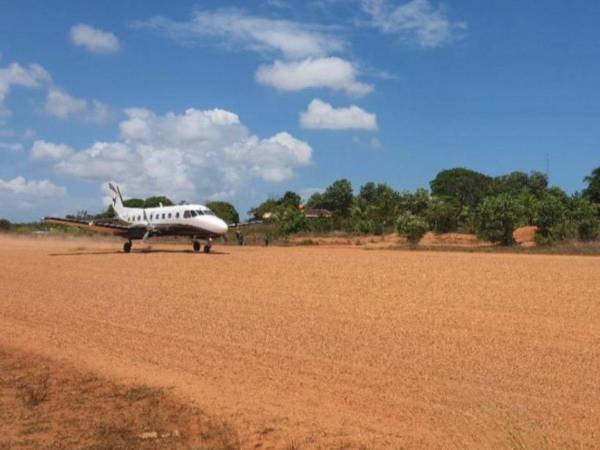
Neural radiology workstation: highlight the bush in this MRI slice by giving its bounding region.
[397,212,429,245]
[0,218,11,231]
[425,197,460,233]
[570,198,600,241]
[476,194,524,245]
[535,193,568,243]
[277,208,308,235]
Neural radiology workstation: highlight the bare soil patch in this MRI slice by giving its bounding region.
[0,345,242,450]
[1,234,599,448]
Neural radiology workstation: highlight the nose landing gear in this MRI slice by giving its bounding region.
[123,240,132,253]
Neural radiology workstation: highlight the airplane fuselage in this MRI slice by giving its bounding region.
[119,203,228,240]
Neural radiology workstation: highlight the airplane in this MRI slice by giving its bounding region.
[43,183,228,253]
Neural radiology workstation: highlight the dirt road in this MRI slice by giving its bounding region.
[1,235,599,448]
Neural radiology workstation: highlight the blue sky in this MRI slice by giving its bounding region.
[1,0,599,221]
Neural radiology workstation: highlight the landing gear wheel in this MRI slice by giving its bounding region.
[193,241,201,253]
[123,241,132,253]
[203,245,211,254]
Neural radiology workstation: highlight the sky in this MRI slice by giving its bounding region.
[1,0,599,221]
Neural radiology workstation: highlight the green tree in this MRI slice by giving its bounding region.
[583,167,600,204]
[517,192,540,225]
[123,198,145,208]
[277,207,308,235]
[476,194,525,245]
[280,191,301,208]
[355,182,400,228]
[249,198,280,221]
[430,168,492,208]
[425,197,461,233]
[398,188,430,216]
[535,193,568,243]
[397,212,429,245]
[144,196,174,207]
[569,197,599,241]
[0,218,11,231]
[308,179,354,216]
[206,201,240,224]
[492,171,548,198]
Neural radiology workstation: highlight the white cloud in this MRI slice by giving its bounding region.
[300,98,377,130]
[31,140,74,160]
[45,88,86,118]
[361,0,466,48]
[0,176,66,197]
[45,88,116,124]
[256,57,373,96]
[0,141,23,152]
[0,61,50,117]
[55,107,312,200]
[136,9,343,60]
[70,24,120,53]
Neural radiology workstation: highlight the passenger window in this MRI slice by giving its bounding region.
[138,215,141,221]
[183,211,191,219]
[168,213,172,218]
[162,213,166,219]
[176,212,180,218]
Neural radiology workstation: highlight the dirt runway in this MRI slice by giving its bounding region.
[1,235,599,448]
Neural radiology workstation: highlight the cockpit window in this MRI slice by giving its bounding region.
[183,210,191,218]
[190,210,197,217]
[204,209,215,216]
[196,210,204,216]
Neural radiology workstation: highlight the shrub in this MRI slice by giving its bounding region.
[535,193,568,243]
[570,198,600,241]
[277,208,308,235]
[476,194,524,245]
[425,197,460,233]
[0,218,11,231]
[397,212,429,245]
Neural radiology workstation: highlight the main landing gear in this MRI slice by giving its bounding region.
[123,240,132,253]
[192,238,212,253]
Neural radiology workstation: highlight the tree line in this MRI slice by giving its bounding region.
[249,166,600,245]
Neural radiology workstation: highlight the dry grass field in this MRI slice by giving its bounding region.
[1,234,599,449]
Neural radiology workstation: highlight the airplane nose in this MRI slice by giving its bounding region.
[206,216,228,235]
[216,218,228,235]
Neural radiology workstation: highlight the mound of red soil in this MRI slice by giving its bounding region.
[513,226,538,247]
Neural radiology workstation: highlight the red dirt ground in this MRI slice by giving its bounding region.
[1,234,599,448]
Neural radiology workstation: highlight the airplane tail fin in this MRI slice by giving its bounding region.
[108,182,126,219]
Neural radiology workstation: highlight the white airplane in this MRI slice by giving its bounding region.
[43,183,228,253]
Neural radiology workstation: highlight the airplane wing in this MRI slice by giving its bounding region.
[43,217,134,237]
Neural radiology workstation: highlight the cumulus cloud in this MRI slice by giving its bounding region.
[45,88,116,124]
[136,9,343,60]
[361,0,466,48]
[31,140,74,160]
[0,176,66,197]
[300,98,377,130]
[256,57,373,96]
[135,8,375,96]
[55,107,312,200]
[70,24,120,53]
[0,61,50,117]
